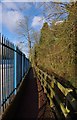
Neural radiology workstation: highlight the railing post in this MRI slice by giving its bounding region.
[14,46,17,95]
[0,33,1,117]
[0,34,3,116]
[22,54,23,78]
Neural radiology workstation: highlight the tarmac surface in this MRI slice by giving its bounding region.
[2,68,56,120]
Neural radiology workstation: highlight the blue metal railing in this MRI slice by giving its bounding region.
[0,33,30,114]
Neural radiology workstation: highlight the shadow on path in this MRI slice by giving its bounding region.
[2,68,38,120]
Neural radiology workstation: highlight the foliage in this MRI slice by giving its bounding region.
[32,2,77,88]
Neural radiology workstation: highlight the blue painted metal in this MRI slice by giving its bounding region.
[0,33,30,113]
[14,46,17,95]
[22,54,24,78]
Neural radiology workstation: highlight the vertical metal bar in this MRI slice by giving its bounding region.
[16,48,18,86]
[9,42,11,103]
[9,43,11,101]
[7,41,9,103]
[5,40,7,107]
[3,36,4,110]
[23,55,24,76]
[17,51,18,85]
[23,55,25,74]
[11,45,13,96]
[14,46,17,95]
[11,45,13,99]
[13,45,14,96]
[8,42,10,98]
[25,57,26,73]
[20,52,23,80]
[10,44,13,95]
[0,34,30,115]
[0,34,1,115]
[2,35,4,112]
[6,41,8,104]
[5,38,6,108]
[7,41,9,104]
[22,54,23,78]
[13,44,14,96]
[23,55,24,75]
[0,33,2,115]
[4,37,6,109]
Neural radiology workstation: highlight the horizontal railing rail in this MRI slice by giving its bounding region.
[0,33,30,117]
[35,66,77,119]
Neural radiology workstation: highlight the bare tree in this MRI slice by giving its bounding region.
[42,2,68,24]
[31,29,40,45]
[16,16,31,59]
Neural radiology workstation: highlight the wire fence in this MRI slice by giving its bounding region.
[0,33,30,115]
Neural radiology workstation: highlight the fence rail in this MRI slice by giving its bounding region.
[35,66,77,120]
[0,33,30,115]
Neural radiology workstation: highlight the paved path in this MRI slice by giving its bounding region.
[15,68,39,119]
[2,68,55,120]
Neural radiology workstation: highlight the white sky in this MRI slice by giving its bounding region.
[32,16,45,28]
[1,0,77,2]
